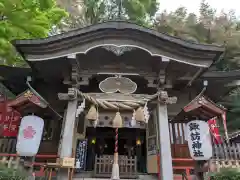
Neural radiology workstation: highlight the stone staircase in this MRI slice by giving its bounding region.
[73,174,195,180]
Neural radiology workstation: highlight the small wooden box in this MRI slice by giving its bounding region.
[58,157,75,168]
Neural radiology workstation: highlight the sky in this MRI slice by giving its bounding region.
[159,0,240,17]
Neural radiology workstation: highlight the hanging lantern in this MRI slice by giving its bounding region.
[136,139,141,146]
[16,115,44,156]
[135,107,145,122]
[91,138,96,144]
[112,112,123,128]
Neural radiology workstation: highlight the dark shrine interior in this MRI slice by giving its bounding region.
[85,127,147,172]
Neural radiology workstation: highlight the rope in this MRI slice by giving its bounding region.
[76,90,158,110]
[115,128,118,153]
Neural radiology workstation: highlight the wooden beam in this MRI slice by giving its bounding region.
[187,68,204,86]
[58,91,156,102]
[157,102,173,180]
[157,58,170,88]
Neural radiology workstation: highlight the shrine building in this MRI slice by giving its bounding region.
[1,21,240,180]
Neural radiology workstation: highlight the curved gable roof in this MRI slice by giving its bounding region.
[12,21,224,67]
[13,21,224,51]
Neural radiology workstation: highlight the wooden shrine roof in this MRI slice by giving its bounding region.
[7,89,47,114]
[197,70,240,101]
[202,70,240,80]
[0,65,30,95]
[1,63,240,105]
[172,94,226,122]
[12,21,223,67]
[13,21,223,52]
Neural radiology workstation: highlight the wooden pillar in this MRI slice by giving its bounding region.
[58,99,78,180]
[157,103,173,180]
[60,99,78,158]
[156,91,177,180]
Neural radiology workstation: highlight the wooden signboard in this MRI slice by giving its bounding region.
[146,109,158,173]
[58,157,75,168]
[75,139,88,172]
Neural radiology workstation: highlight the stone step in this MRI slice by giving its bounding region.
[74,179,136,180]
[73,175,195,180]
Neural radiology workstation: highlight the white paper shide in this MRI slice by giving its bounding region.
[186,120,213,160]
[16,115,44,156]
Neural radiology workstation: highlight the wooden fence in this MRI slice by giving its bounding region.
[0,153,58,177]
[0,138,17,153]
[213,143,240,160]
[94,155,137,178]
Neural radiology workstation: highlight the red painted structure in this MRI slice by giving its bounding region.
[0,89,46,137]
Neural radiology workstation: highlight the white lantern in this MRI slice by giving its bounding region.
[186,120,213,160]
[16,115,44,156]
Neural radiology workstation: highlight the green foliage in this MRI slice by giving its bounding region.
[209,168,240,180]
[0,165,28,180]
[0,0,67,66]
[59,0,159,31]
[220,90,240,132]
[154,0,240,71]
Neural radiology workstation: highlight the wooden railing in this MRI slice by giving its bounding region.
[172,142,240,160]
[0,138,17,153]
[0,153,58,177]
[94,155,137,178]
[172,144,191,159]
[213,143,240,160]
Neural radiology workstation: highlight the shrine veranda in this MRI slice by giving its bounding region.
[1,21,240,179]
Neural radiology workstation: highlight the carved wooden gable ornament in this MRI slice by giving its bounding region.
[99,76,137,94]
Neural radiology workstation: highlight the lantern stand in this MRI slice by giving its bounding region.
[30,113,36,179]
[30,156,36,178]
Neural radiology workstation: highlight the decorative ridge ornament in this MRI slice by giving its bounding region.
[102,45,136,56]
[99,76,137,94]
[158,91,177,104]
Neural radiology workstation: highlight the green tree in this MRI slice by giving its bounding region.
[154,1,240,132]
[154,0,240,71]
[0,0,67,66]
[58,0,159,31]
